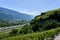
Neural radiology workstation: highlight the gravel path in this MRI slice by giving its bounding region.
[54,34,60,40]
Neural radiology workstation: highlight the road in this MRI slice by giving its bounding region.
[0,24,25,32]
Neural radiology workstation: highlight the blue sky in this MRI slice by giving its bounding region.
[0,0,60,16]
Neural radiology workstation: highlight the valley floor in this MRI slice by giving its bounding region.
[0,24,25,32]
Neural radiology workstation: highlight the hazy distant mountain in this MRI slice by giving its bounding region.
[0,7,33,21]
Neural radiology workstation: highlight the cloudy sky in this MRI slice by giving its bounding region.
[0,0,60,16]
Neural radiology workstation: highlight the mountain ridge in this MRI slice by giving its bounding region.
[0,7,34,21]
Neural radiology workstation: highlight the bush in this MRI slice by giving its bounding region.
[9,29,18,36]
[20,25,33,34]
[43,20,59,30]
[41,12,46,15]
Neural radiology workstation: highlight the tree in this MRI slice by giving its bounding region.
[9,29,18,36]
[20,25,33,34]
[41,12,46,15]
[43,20,58,30]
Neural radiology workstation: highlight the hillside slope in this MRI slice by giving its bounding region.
[0,7,33,21]
[2,27,60,40]
[20,8,60,34]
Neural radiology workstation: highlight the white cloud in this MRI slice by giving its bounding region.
[19,9,41,16]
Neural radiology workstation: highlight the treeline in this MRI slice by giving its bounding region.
[0,21,25,27]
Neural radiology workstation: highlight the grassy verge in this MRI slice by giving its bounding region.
[2,27,60,40]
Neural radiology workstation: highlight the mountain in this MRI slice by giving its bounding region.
[20,8,60,34]
[0,7,33,21]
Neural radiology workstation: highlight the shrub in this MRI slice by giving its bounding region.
[9,29,18,36]
[43,20,59,30]
[20,25,33,34]
[41,12,46,15]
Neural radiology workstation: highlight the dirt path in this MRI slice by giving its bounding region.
[54,34,60,40]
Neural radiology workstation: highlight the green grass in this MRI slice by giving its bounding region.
[2,27,60,40]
